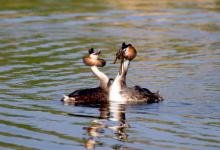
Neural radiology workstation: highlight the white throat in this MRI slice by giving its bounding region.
[90,54,98,60]
[91,66,109,90]
[109,60,130,102]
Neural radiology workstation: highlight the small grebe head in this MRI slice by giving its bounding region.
[114,42,137,63]
[83,48,106,67]
[121,42,137,61]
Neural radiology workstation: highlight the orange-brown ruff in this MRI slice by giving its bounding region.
[83,49,106,67]
[61,48,109,105]
[114,42,137,64]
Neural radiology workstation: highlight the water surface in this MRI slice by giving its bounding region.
[0,0,220,149]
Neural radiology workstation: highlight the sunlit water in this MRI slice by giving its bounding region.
[0,0,220,149]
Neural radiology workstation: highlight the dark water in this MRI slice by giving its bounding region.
[1,0,220,149]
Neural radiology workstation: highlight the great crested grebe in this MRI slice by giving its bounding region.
[109,42,163,103]
[61,48,111,104]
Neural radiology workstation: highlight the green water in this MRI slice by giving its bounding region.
[0,0,220,149]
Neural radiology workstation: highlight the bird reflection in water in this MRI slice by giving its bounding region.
[84,101,129,149]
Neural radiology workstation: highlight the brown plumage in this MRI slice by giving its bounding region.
[83,48,106,67]
[120,85,164,104]
[61,87,108,105]
[122,43,137,61]
[83,56,106,67]
[113,42,137,64]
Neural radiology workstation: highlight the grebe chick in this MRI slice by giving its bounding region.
[110,43,163,103]
[61,48,110,105]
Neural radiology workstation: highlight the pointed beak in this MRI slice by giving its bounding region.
[94,50,101,55]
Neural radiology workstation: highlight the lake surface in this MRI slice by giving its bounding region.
[0,0,220,149]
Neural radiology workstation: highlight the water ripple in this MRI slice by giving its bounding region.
[1,0,220,149]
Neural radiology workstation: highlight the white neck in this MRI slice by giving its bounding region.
[90,54,98,60]
[109,60,130,102]
[91,66,109,90]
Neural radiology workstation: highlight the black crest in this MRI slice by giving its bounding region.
[122,42,127,50]
[88,48,94,54]
[121,42,132,50]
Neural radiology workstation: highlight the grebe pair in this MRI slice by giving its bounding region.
[61,43,163,104]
